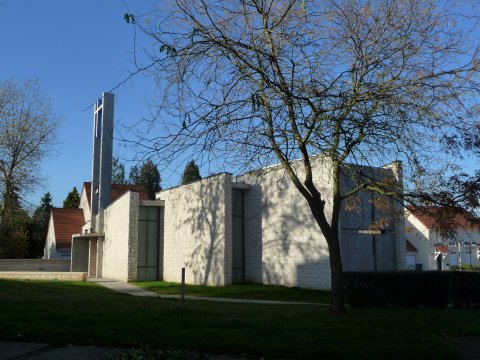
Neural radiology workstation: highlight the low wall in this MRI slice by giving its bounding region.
[0,259,70,272]
[0,272,86,281]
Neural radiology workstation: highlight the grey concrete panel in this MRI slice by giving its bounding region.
[97,92,114,233]
[70,238,89,272]
[90,98,102,231]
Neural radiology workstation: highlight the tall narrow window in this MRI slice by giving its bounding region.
[232,189,245,283]
[138,206,159,281]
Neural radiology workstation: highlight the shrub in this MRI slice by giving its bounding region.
[346,271,480,308]
[449,264,480,271]
[451,271,480,308]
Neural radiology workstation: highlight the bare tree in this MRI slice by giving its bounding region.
[124,0,480,314]
[0,79,59,210]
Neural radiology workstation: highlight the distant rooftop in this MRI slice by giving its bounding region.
[82,182,149,206]
[51,208,84,250]
[408,206,478,230]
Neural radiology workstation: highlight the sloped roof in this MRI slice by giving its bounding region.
[111,184,150,202]
[51,208,84,250]
[408,206,478,230]
[406,240,418,252]
[82,182,149,207]
[50,183,149,251]
[435,245,449,253]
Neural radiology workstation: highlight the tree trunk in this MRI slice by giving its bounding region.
[307,197,346,315]
[325,231,346,315]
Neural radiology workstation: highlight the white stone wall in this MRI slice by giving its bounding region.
[43,215,56,259]
[405,214,435,270]
[80,185,91,223]
[0,271,85,281]
[242,159,334,290]
[0,259,70,271]
[102,191,139,281]
[127,192,140,281]
[157,173,232,286]
[152,157,405,290]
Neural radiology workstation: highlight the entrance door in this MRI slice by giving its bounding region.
[436,255,442,271]
[88,239,97,277]
[137,206,159,281]
[232,189,245,283]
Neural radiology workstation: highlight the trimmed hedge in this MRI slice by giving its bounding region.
[451,271,480,308]
[449,264,480,271]
[345,271,480,308]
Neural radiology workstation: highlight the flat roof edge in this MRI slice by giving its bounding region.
[72,233,105,239]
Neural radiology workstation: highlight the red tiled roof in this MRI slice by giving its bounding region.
[406,240,418,252]
[111,184,150,202]
[435,245,449,253]
[51,208,84,250]
[82,182,149,207]
[408,206,478,230]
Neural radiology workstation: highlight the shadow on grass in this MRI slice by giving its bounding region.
[0,279,477,360]
[132,281,331,303]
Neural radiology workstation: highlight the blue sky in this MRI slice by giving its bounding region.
[0,0,174,207]
[0,1,478,208]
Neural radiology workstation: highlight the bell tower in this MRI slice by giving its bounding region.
[90,92,114,233]
[71,92,114,277]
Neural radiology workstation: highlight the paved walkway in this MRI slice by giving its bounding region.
[0,341,240,360]
[89,278,158,297]
[89,278,328,306]
[0,341,126,360]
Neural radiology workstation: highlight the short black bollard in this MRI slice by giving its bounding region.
[181,267,185,306]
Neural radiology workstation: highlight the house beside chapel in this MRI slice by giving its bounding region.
[44,208,84,259]
[405,207,480,270]
[43,182,149,260]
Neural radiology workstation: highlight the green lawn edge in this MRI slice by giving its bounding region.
[132,281,331,303]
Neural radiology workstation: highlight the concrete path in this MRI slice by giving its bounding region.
[89,278,158,297]
[0,341,126,360]
[0,342,241,360]
[90,278,328,306]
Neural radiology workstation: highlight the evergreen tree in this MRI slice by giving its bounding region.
[1,184,22,214]
[129,159,161,200]
[181,160,202,185]
[128,165,139,185]
[112,156,127,184]
[63,187,80,208]
[29,192,53,258]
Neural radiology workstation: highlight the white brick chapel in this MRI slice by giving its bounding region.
[48,92,406,290]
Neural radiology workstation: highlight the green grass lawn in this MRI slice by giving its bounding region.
[132,281,331,303]
[0,279,477,359]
